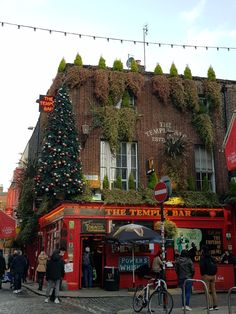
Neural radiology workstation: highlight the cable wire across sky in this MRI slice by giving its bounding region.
[1,20,236,52]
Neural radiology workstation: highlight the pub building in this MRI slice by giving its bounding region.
[38,201,235,291]
[24,62,236,291]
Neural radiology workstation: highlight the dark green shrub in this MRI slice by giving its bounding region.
[184,65,192,80]
[147,172,158,189]
[202,176,210,192]
[103,175,109,189]
[154,64,163,75]
[207,66,216,81]
[113,59,123,71]
[170,63,178,77]
[58,58,66,73]
[187,176,196,191]
[130,59,138,72]
[98,56,106,69]
[128,172,136,190]
[74,53,83,66]
[115,175,122,189]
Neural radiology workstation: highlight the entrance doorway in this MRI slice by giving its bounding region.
[81,236,104,288]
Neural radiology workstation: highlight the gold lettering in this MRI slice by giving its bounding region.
[143,210,151,216]
[185,210,191,216]
[129,209,136,216]
[172,210,179,216]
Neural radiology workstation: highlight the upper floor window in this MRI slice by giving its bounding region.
[198,94,209,113]
[194,145,215,192]
[115,90,135,109]
[100,141,138,190]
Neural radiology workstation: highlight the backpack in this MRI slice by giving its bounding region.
[82,252,90,266]
[207,257,217,276]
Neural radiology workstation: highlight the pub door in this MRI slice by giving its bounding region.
[80,235,104,288]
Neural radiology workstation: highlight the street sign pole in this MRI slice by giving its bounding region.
[154,181,169,276]
[160,202,165,273]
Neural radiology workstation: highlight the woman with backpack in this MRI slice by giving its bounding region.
[200,245,219,311]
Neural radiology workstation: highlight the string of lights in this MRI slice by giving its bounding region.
[1,20,236,52]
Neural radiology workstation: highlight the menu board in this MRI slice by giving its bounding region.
[200,228,223,258]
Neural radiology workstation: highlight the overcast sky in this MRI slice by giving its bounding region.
[1,0,236,191]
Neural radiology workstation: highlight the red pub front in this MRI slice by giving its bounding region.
[38,201,234,291]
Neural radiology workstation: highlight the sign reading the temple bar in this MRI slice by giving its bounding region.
[81,219,106,233]
[39,95,54,113]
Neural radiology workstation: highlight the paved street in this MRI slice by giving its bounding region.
[0,284,87,314]
[1,281,236,314]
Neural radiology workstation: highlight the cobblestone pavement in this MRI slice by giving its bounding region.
[2,282,236,314]
[0,285,87,314]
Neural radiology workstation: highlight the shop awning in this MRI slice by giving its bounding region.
[0,210,16,238]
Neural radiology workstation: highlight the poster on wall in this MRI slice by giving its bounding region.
[174,228,223,261]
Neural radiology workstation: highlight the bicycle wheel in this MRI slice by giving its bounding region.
[132,285,146,312]
[148,288,173,314]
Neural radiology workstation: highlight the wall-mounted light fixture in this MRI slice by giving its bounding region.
[81,124,90,147]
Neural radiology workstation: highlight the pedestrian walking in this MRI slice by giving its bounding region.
[22,253,29,283]
[8,250,18,289]
[152,250,164,279]
[0,249,6,289]
[11,250,27,293]
[175,249,195,311]
[200,245,219,311]
[44,250,65,304]
[59,247,66,291]
[82,246,94,288]
[36,250,48,290]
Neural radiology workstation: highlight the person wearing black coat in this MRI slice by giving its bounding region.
[11,250,27,293]
[200,245,219,311]
[44,250,65,304]
[0,249,6,289]
[175,249,195,311]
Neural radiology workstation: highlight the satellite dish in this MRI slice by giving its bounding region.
[126,57,135,69]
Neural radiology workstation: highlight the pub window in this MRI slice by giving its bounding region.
[100,141,138,190]
[194,145,215,192]
[115,90,135,109]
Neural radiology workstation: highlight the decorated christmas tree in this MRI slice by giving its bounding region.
[35,85,84,200]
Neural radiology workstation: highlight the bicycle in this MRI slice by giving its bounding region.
[132,276,173,313]
[148,278,173,313]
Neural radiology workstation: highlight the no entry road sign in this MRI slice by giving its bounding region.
[154,182,168,203]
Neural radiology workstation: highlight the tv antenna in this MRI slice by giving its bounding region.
[143,24,148,70]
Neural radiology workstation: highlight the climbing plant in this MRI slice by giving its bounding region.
[152,64,170,105]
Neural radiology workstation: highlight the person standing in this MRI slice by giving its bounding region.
[175,249,195,311]
[11,250,27,293]
[188,242,197,263]
[22,253,29,283]
[200,245,219,311]
[8,250,18,289]
[44,250,65,304]
[36,250,48,290]
[152,250,163,279]
[82,246,94,288]
[0,249,6,289]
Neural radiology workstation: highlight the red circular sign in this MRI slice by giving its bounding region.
[154,182,168,203]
